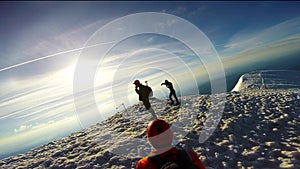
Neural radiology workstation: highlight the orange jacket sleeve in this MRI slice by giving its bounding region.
[136,157,156,169]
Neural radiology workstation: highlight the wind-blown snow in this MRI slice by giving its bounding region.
[232,75,244,92]
[232,70,300,92]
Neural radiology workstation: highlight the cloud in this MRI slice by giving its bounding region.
[12,19,103,69]
[222,17,300,57]
[222,33,300,73]
[14,124,31,133]
[0,75,71,119]
[217,16,300,77]
[162,6,187,15]
[28,19,101,54]
[0,116,80,158]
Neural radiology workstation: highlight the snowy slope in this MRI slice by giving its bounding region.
[1,90,300,169]
[232,70,300,92]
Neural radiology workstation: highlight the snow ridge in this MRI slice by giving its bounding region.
[232,70,300,92]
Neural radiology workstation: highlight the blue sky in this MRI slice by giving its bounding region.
[0,2,300,159]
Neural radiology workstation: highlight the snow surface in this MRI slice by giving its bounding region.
[1,70,300,169]
[232,70,300,92]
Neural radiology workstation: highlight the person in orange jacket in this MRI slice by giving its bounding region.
[136,119,205,169]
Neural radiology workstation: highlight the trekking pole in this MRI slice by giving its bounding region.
[121,103,128,115]
[116,103,129,116]
[122,103,127,111]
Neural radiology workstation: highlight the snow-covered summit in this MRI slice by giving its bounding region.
[1,90,300,168]
[232,70,300,92]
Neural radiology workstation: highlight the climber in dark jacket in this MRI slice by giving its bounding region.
[161,80,179,105]
[133,80,157,119]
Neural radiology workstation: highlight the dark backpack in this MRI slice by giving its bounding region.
[161,162,181,169]
[145,85,153,97]
[149,148,199,169]
[138,85,153,101]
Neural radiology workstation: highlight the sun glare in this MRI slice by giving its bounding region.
[63,65,76,78]
[56,64,76,82]
[95,67,116,87]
